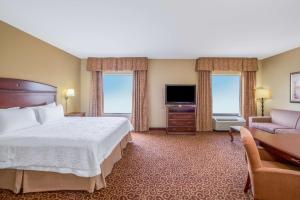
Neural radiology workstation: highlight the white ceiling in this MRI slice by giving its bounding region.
[0,0,300,59]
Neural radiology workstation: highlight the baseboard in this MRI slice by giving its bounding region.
[149,127,166,131]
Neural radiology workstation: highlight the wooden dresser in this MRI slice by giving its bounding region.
[166,105,196,134]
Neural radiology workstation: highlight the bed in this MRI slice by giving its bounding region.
[0,78,133,193]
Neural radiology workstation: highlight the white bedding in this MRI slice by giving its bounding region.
[0,117,133,177]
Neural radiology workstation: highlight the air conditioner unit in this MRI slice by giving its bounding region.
[213,116,246,131]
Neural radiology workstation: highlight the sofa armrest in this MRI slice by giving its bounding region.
[249,116,272,127]
[253,168,300,199]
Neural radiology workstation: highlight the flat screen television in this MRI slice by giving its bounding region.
[165,85,196,105]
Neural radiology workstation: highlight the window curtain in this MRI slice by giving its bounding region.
[132,70,149,131]
[195,57,258,131]
[89,71,103,116]
[242,58,258,124]
[242,71,257,125]
[87,57,149,131]
[196,71,213,131]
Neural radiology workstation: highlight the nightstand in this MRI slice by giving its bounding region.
[65,112,86,117]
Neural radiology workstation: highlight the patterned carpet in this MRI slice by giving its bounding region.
[0,131,252,200]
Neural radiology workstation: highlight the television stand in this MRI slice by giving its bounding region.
[166,105,196,135]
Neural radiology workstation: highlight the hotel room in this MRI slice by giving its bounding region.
[0,1,299,200]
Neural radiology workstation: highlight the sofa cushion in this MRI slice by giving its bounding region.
[251,122,289,133]
[275,129,300,134]
[270,109,300,128]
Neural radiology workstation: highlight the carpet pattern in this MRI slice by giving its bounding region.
[0,131,252,200]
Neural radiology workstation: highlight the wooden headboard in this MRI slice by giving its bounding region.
[0,78,57,108]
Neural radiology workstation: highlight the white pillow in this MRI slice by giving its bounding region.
[26,102,56,122]
[46,102,56,107]
[37,104,64,124]
[0,108,39,134]
[26,102,56,110]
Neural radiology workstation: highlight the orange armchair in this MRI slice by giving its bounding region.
[240,127,300,200]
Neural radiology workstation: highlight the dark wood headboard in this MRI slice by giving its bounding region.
[0,78,57,108]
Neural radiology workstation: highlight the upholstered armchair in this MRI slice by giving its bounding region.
[240,127,300,200]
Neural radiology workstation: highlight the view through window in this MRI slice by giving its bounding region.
[103,73,133,114]
[212,74,241,115]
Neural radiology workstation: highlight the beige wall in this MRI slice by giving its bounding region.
[256,60,263,87]
[261,47,300,114]
[148,59,197,127]
[80,59,91,113]
[0,21,81,112]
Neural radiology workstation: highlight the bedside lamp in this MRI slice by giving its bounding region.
[65,89,75,113]
[256,88,271,116]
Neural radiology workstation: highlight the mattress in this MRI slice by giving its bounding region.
[0,117,133,177]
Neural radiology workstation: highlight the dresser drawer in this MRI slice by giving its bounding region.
[167,127,196,132]
[166,106,196,135]
[168,119,195,126]
[168,113,195,120]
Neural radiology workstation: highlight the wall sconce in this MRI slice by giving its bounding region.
[256,88,271,116]
[65,88,75,113]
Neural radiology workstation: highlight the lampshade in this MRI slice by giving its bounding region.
[66,89,75,97]
[256,88,270,99]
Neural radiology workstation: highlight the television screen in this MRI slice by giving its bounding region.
[165,85,196,104]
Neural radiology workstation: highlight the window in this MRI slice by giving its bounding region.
[212,74,241,115]
[103,73,133,114]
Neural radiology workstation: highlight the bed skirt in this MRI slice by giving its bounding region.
[0,133,132,194]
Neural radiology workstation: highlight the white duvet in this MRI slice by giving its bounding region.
[0,117,133,177]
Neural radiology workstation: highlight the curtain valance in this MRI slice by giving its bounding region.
[195,58,214,71]
[195,57,258,72]
[213,58,243,71]
[242,58,259,72]
[87,57,148,71]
